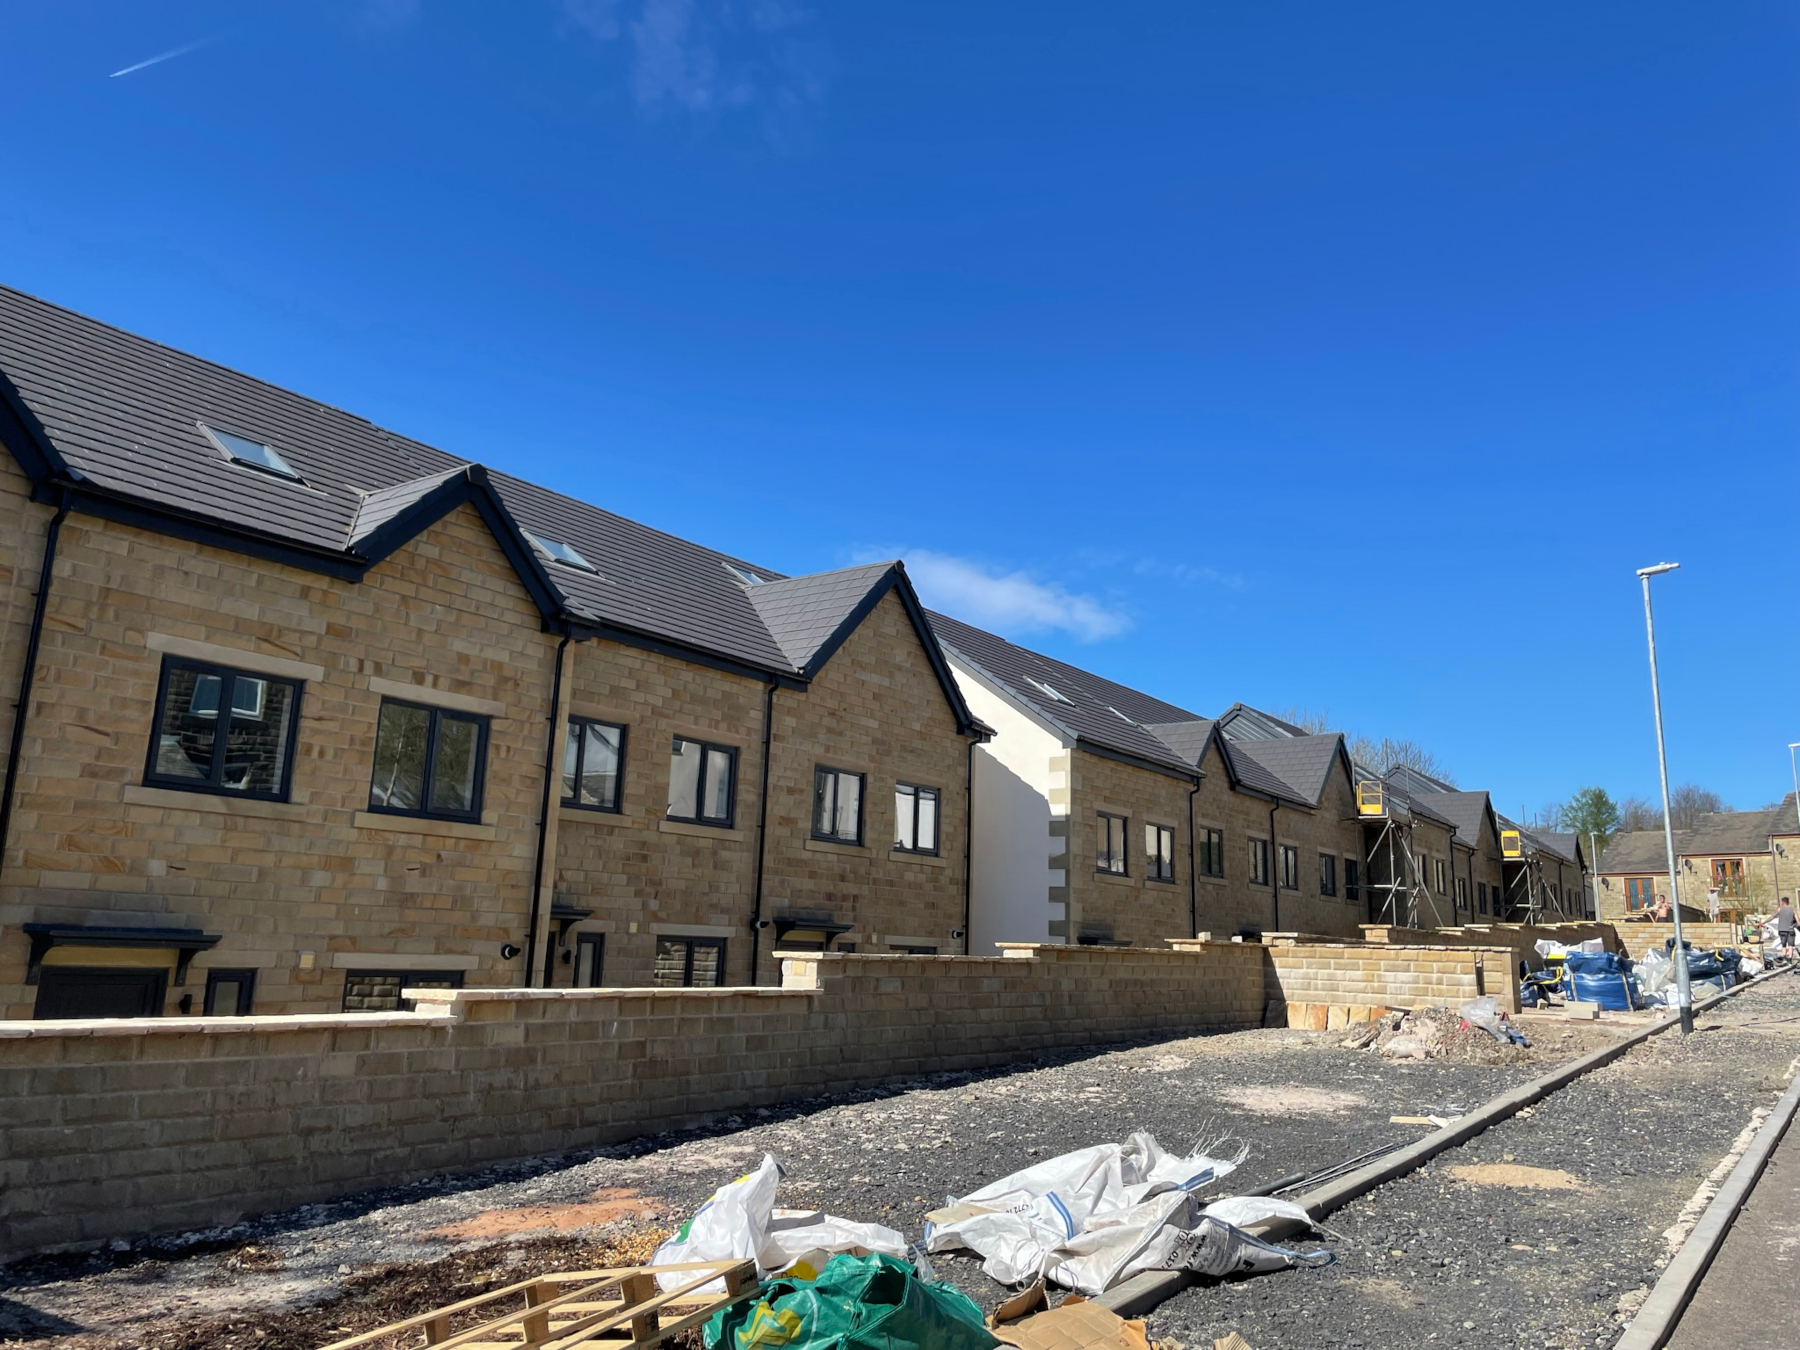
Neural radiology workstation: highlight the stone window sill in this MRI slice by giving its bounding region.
[1095,870,1137,888]
[351,811,498,842]
[889,848,948,868]
[804,837,869,858]
[122,783,323,824]
[659,819,748,843]
[560,806,632,828]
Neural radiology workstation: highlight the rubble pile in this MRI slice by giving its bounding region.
[1340,1004,1530,1066]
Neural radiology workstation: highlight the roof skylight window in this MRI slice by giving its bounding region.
[726,563,768,586]
[1027,677,1071,704]
[524,530,598,573]
[201,424,302,481]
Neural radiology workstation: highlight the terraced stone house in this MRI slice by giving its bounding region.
[0,286,982,1018]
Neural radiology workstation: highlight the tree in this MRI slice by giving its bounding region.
[1556,787,1621,859]
[1345,735,1457,787]
[1616,795,1660,832]
[1273,707,1335,735]
[1669,784,1728,829]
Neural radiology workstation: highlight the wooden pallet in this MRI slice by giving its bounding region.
[317,1259,759,1350]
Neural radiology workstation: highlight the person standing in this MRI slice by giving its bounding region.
[1776,897,1797,956]
[1651,892,1673,924]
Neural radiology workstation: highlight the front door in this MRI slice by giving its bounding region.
[34,967,167,1019]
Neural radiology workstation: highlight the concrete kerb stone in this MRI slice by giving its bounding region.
[1612,1050,1800,1349]
[1098,964,1798,1320]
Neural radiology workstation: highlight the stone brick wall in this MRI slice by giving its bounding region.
[1063,749,1197,948]
[758,591,971,972]
[1610,920,1742,960]
[1191,740,1365,940]
[550,589,971,988]
[1364,921,1620,986]
[550,635,769,989]
[1259,937,1519,1022]
[0,941,1266,1258]
[0,503,559,1018]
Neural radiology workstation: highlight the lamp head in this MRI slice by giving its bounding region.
[1636,561,1680,578]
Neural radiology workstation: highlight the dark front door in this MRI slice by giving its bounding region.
[34,967,168,1019]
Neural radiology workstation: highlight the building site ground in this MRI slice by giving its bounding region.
[5,975,1796,1350]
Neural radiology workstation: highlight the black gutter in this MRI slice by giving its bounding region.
[749,679,778,983]
[1268,800,1282,931]
[963,737,977,954]
[525,630,572,989]
[1187,780,1201,938]
[0,490,70,884]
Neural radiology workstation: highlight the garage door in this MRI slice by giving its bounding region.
[34,967,168,1019]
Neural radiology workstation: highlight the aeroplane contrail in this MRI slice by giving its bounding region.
[109,33,222,79]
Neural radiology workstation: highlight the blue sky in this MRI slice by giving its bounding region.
[4,2,1796,819]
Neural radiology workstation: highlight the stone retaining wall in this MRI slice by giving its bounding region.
[0,933,1551,1260]
[0,942,1264,1260]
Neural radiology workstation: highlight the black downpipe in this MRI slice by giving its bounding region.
[1268,800,1282,932]
[525,631,572,989]
[1186,780,1200,937]
[749,680,777,983]
[962,738,976,954]
[0,492,70,883]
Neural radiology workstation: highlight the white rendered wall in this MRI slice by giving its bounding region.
[950,660,1066,953]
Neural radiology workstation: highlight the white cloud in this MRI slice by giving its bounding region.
[561,0,830,137]
[894,550,1131,644]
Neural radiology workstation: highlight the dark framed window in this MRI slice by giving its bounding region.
[1434,858,1447,895]
[145,657,302,801]
[1278,844,1299,891]
[202,968,257,1016]
[812,766,865,844]
[1456,876,1469,907]
[563,717,625,812]
[1145,823,1175,882]
[342,969,463,1013]
[1097,812,1128,875]
[654,937,726,987]
[1478,881,1489,914]
[891,943,938,955]
[573,933,605,987]
[1199,827,1224,878]
[895,783,940,854]
[1249,837,1270,886]
[368,699,490,822]
[1625,876,1656,912]
[668,736,736,826]
[1345,858,1361,903]
[1319,853,1337,897]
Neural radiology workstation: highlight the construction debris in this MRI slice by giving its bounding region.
[703,1251,996,1350]
[990,1282,1153,1350]
[651,1154,905,1288]
[1341,1004,1531,1064]
[923,1132,1332,1295]
[317,1258,758,1350]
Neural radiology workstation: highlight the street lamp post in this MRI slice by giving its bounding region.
[1638,562,1693,1034]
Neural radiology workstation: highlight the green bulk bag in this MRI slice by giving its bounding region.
[703,1252,1000,1350]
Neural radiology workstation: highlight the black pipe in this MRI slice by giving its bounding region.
[0,491,70,883]
[962,737,977,954]
[525,630,572,989]
[1268,800,1282,931]
[749,679,777,982]
[1186,780,1200,937]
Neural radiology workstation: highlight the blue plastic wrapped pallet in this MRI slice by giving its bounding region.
[1563,950,1636,1010]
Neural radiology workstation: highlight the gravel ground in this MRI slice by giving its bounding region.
[1156,975,1800,1350]
[3,980,1793,1349]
